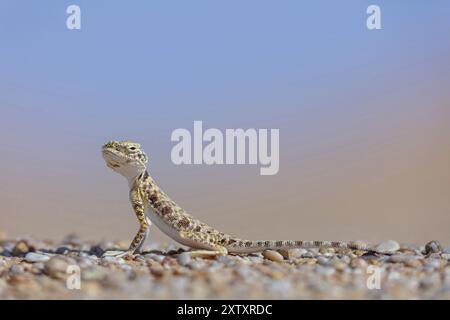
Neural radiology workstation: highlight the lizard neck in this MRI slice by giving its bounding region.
[127,170,149,189]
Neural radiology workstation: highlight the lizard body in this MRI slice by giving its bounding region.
[102,140,373,257]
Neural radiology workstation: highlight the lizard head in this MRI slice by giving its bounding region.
[102,140,148,179]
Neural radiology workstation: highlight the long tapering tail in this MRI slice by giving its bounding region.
[225,239,373,254]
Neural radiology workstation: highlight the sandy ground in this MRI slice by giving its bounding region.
[0,233,449,299]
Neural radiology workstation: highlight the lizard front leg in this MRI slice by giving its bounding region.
[103,187,150,258]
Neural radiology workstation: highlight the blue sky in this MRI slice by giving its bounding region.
[1,1,450,242]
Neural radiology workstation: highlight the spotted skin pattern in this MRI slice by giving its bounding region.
[102,140,373,257]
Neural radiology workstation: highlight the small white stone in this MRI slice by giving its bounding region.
[144,253,165,263]
[247,256,263,264]
[24,252,50,263]
[441,253,450,260]
[317,256,330,266]
[302,252,315,258]
[288,248,307,258]
[374,240,400,254]
[102,256,119,264]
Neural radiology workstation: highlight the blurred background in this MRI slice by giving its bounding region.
[1,1,449,247]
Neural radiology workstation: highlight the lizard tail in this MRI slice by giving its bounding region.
[225,239,373,254]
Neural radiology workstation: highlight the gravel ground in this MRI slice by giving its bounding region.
[1,233,449,299]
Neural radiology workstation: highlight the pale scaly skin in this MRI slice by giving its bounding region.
[102,140,374,258]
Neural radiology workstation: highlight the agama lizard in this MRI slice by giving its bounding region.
[102,140,375,258]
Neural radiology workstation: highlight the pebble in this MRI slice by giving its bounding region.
[101,256,125,264]
[319,247,335,256]
[427,253,441,260]
[148,261,165,277]
[332,260,347,271]
[12,241,30,256]
[176,252,191,266]
[350,258,368,269]
[10,264,25,275]
[317,256,330,266]
[262,250,284,262]
[24,252,50,263]
[374,240,400,254]
[441,253,450,260]
[405,259,422,268]
[289,248,307,258]
[278,249,290,259]
[44,257,69,278]
[1,250,12,257]
[248,256,263,264]
[89,245,105,257]
[302,252,315,258]
[55,246,70,255]
[340,255,351,264]
[31,262,45,273]
[425,240,442,254]
[144,253,165,263]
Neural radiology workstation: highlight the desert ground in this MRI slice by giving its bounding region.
[1,233,449,299]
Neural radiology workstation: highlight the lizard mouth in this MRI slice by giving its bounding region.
[107,161,121,169]
[102,148,124,168]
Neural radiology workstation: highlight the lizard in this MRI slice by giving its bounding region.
[101,140,375,258]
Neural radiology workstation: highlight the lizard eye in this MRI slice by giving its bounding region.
[129,147,136,151]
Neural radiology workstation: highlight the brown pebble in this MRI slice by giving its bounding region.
[332,260,347,271]
[405,259,422,268]
[350,258,368,269]
[278,249,290,259]
[148,261,165,277]
[319,247,335,255]
[162,256,178,267]
[44,257,69,279]
[12,241,30,256]
[262,250,284,262]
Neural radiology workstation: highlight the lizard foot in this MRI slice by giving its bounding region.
[102,250,136,260]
